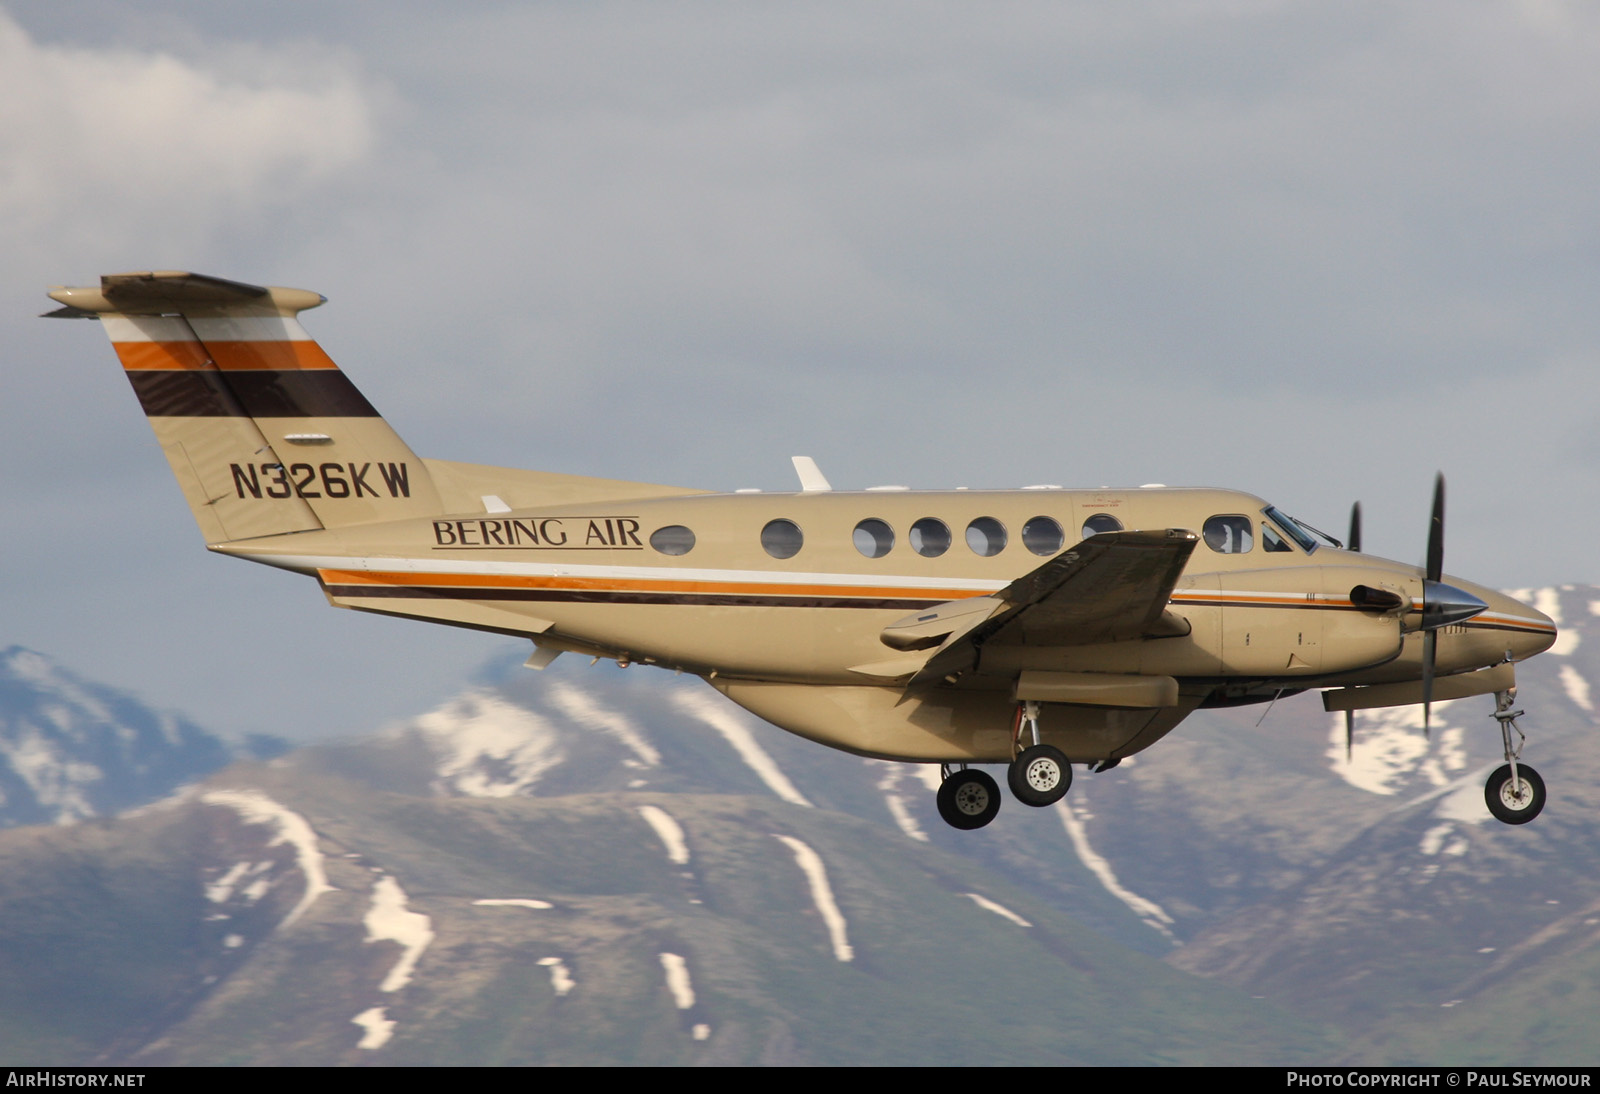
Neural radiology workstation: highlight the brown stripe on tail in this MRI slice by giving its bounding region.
[48,271,442,538]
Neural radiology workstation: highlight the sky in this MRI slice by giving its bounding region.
[3,0,1598,742]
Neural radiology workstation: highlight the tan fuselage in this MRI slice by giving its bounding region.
[213,482,1555,763]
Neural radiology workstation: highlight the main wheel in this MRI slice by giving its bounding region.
[1008,744,1072,807]
[936,769,1001,830]
[1485,764,1546,825]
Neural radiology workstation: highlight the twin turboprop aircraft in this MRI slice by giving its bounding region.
[46,271,1560,830]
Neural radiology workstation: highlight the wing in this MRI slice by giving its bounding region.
[883,529,1199,687]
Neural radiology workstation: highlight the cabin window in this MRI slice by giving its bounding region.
[1022,516,1064,556]
[649,525,696,556]
[1262,524,1293,553]
[1202,515,1253,554]
[966,517,1007,557]
[853,518,895,559]
[761,518,804,559]
[910,517,951,558]
[1081,513,1123,538]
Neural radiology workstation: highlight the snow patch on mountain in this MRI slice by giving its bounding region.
[206,859,277,906]
[865,760,931,842]
[547,682,660,767]
[1419,822,1469,857]
[659,951,696,1008]
[1326,708,1468,794]
[672,690,811,807]
[1559,664,1592,713]
[1055,794,1175,942]
[964,892,1032,927]
[538,956,574,996]
[3,649,115,724]
[352,1006,395,1051]
[1432,775,1493,825]
[773,834,853,962]
[1,726,100,822]
[637,804,690,865]
[1,647,235,826]
[365,874,434,993]
[201,789,334,927]
[414,690,564,797]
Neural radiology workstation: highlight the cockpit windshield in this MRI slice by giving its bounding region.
[1262,506,1323,553]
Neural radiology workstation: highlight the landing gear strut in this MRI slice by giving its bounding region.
[1006,701,1071,808]
[1484,687,1545,825]
[936,766,1001,830]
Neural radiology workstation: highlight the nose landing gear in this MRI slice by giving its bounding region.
[1485,688,1546,825]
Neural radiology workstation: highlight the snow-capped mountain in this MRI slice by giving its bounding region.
[0,646,256,826]
[0,586,1595,1064]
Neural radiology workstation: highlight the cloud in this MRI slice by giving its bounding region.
[0,9,377,260]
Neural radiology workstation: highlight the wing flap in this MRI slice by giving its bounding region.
[902,528,1198,687]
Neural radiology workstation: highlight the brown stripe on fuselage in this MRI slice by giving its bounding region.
[320,569,982,602]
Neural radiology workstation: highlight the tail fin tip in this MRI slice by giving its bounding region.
[45,271,324,319]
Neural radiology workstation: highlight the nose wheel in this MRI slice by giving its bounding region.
[1485,687,1546,825]
[1485,764,1545,824]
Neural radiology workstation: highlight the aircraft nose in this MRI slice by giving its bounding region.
[1483,586,1559,661]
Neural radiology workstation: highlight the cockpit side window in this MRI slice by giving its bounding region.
[1262,523,1293,552]
[1203,515,1254,554]
[1262,506,1320,553]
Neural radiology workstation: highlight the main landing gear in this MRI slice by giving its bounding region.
[936,766,1001,830]
[1008,700,1071,808]
[933,702,1076,831]
[1484,687,1546,825]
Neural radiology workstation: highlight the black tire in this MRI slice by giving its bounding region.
[936,769,1001,830]
[1485,764,1546,825]
[1008,744,1072,807]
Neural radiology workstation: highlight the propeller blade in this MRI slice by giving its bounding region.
[1345,709,1354,760]
[1420,474,1446,737]
[1348,501,1362,553]
[1426,474,1445,584]
[1422,630,1435,736]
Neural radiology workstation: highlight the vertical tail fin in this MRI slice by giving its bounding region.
[47,271,441,541]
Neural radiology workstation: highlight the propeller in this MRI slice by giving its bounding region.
[1342,477,1487,755]
[1417,473,1489,733]
[1422,476,1443,733]
[1345,501,1363,758]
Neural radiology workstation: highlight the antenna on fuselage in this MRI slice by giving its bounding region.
[791,456,832,493]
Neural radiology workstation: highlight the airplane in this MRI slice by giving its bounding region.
[45,271,1560,831]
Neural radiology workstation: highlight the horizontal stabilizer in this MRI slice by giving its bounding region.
[47,271,323,317]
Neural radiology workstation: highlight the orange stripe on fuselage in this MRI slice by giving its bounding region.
[318,569,983,602]
[112,340,338,371]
